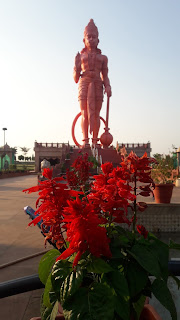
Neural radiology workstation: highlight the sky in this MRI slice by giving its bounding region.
[0,0,180,157]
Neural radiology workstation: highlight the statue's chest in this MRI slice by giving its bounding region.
[81,53,103,71]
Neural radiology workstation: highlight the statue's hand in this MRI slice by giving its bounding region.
[75,52,81,71]
[105,85,112,97]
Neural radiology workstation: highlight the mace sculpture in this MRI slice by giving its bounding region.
[72,19,113,148]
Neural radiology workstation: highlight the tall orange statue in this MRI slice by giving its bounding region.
[73,19,112,147]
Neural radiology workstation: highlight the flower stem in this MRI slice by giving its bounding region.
[132,174,137,233]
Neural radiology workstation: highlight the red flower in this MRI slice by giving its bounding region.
[23,168,80,249]
[43,168,53,180]
[89,163,134,225]
[57,197,111,267]
[101,162,113,174]
[23,152,156,267]
[67,153,93,188]
[137,202,147,212]
[137,225,148,239]
[66,169,79,187]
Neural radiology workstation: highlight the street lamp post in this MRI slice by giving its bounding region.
[2,128,7,147]
[177,147,180,176]
[1,128,7,170]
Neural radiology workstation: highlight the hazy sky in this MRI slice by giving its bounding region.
[0,0,179,157]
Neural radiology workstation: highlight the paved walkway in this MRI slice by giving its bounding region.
[0,175,180,320]
[0,175,51,320]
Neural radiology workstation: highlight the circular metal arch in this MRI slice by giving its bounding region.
[71,112,106,148]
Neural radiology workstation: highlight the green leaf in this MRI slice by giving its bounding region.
[50,300,59,320]
[108,259,123,270]
[115,225,133,237]
[132,295,146,320]
[41,305,53,320]
[38,249,60,285]
[126,262,148,297]
[114,295,130,320]
[87,257,113,274]
[60,278,69,304]
[63,283,114,320]
[60,270,83,304]
[49,291,58,305]
[128,244,161,278]
[169,240,180,250]
[170,274,180,289]
[43,274,53,308]
[68,268,84,296]
[151,278,177,320]
[41,290,59,320]
[110,237,126,259]
[148,232,158,240]
[151,238,169,282]
[40,293,50,320]
[51,260,72,296]
[104,271,129,299]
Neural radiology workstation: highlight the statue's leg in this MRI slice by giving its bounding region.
[79,100,89,145]
[92,100,102,144]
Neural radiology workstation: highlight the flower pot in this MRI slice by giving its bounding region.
[30,305,162,320]
[140,304,162,320]
[153,183,174,203]
[30,316,64,320]
[175,178,180,187]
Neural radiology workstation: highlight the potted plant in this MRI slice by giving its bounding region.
[23,152,180,320]
[151,153,177,203]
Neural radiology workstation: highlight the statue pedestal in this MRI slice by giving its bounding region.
[97,147,121,167]
[52,145,122,178]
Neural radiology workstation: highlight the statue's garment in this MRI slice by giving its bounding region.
[78,52,104,134]
[78,52,103,102]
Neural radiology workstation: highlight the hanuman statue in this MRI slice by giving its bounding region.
[73,19,112,147]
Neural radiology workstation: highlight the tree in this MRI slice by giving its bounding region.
[18,155,24,161]
[13,147,17,154]
[20,147,30,159]
[25,156,31,161]
[152,153,175,184]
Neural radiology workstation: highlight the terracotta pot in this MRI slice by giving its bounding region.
[30,300,162,320]
[30,306,162,320]
[140,304,162,320]
[30,316,64,320]
[153,183,174,203]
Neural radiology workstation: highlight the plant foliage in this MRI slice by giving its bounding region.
[23,152,180,320]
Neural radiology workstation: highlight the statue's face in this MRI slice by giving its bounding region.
[84,32,99,50]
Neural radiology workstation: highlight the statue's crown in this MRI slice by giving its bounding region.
[84,19,98,37]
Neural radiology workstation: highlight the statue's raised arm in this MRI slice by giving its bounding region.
[73,52,81,83]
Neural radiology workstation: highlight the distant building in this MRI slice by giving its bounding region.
[0,144,16,170]
[34,141,152,173]
[117,142,151,157]
[34,141,70,172]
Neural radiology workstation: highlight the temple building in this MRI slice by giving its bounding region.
[34,140,151,173]
[0,144,16,170]
[34,141,71,172]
